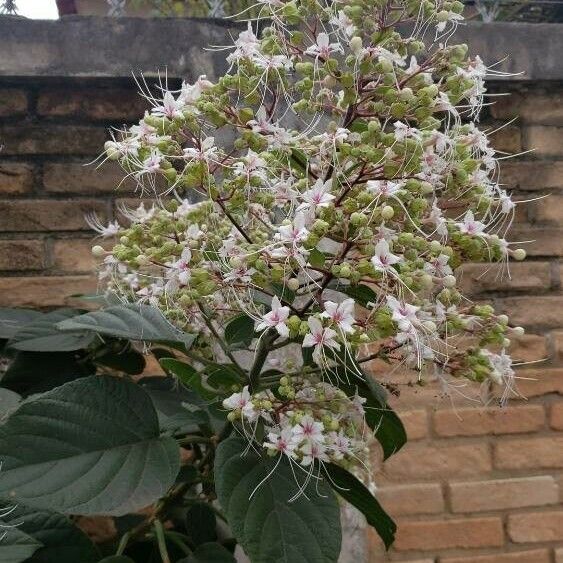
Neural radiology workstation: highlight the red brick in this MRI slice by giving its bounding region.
[0,88,28,117]
[508,333,548,364]
[489,125,522,153]
[398,409,428,440]
[498,296,563,329]
[52,239,97,273]
[37,88,148,121]
[394,517,503,551]
[381,443,491,480]
[375,483,444,516]
[511,368,563,398]
[550,402,563,430]
[0,162,34,194]
[556,548,563,563]
[525,126,563,156]
[0,125,106,155]
[510,227,563,257]
[501,160,563,191]
[508,510,563,543]
[433,405,545,437]
[495,436,563,469]
[442,549,551,563]
[533,194,563,224]
[0,240,45,271]
[0,200,108,232]
[43,161,135,194]
[491,90,563,124]
[457,262,551,295]
[449,476,558,513]
[0,276,96,307]
[552,331,563,363]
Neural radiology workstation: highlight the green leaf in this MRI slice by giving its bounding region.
[215,436,342,563]
[8,309,95,352]
[138,376,209,433]
[0,388,20,420]
[185,503,217,546]
[0,308,43,340]
[331,354,406,460]
[97,558,135,563]
[0,375,180,516]
[308,248,326,268]
[339,284,377,308]
[0,500,99,563]
[160,358,217,401]
[1,351,95,397]
[224,315,255,348]
[324,464,396,549]
[178,542,235,563]
[95,347,146,375]
[57,304,195,347]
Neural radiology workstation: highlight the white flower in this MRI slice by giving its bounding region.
[296,178,335,213]
[424,254,453,277]
[321,299,356,333]
[304,32,343,59]
[256,296,290,338]
[457,210,486,236]
[330,10,356,37]
[223,386,257,421]
[300,440,329,466]
[183,137,219,163]
[371,239,401,272]
[264,427,297,457]
[275,212,310,245]
[302,317,340,365]
[292,415,325,445]
[85,213,120,237]
[386,296,419,332]
[152,91,184,120]
[366,180,403,198]
[166,247,192,287]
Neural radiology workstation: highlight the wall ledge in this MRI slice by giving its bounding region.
[0,17,562,81]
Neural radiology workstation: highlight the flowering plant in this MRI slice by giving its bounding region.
[0,0,527,561]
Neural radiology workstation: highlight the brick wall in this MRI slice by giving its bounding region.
[0,18,562,563]
[0,78,157,307]
[366,84,563,562]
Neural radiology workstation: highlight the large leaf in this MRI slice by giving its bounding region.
[214,436,341,563]
[160,359,218,401]
[178,543,236,563]
[57,304,195,347]
[0,501,99,563]
[97,558,135,563]
[324,464,396,549]
[8,309,95,352]
[338,284,377,308]
[0,388,20,420]
[333,354,406,460]
[138,376,209,434]
[1,351,95,397]
[0,376,180,516]
[185,503,217,546]
[0,309,43,340]
[224,315,255,349]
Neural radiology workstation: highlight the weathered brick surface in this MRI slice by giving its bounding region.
[52,239,97,273]
[376,483,444,516]
[441,549,551,563]
[397,409,428,440]
[497,296,563,329]
[501,160,563,191]
[0,125,106,155]
[0,162,34,194]
[0,240,45,271]
[525,126,563,156]
[491,91,563,124]
[433,405,545,437]
[449,476,558,512]
[509,226,563,256]
[489,125,522,153]
[533,194,563,224]
[457,262,551,294]
[0,276,96,307]
[393,517,504,551]
[43,162,135,194]
[0,88,28,117]
[508,333,548,363]
[495,436,563,469]
[37,88,148,121]
[381,443,492,480]
[0,200,108,232]
[550,402,563,430]
[513,368,563,398]
[556,548,563,563]
[508,510,563,542]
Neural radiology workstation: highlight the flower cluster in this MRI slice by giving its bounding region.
[223,377,369,470]
[91,0,527,469]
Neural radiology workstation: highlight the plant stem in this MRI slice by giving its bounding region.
[116,531,130,555]
[154,519,171,563]
[249,329,277,391]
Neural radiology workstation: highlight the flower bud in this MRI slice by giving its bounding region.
[381,205,395,220]
[350,36,363,55]
[287,278,300,291]
[91,245,106,257]
[513,248,526,261]
[512,326,525,337]
[443,274,457,288]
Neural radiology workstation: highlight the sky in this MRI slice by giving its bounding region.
[15,0,59,19]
